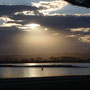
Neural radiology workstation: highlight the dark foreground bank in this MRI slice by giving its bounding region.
[0,75,90,90]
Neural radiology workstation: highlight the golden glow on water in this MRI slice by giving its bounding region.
[1,66,90,78]
[24,63,37,66]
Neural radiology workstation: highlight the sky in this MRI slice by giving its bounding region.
[0,0,90,57]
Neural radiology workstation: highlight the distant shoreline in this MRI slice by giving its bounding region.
[0,61,90,63]
[0,64,87,68]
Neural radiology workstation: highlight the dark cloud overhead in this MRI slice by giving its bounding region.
[0,5,38,16]
[10,15,90,29]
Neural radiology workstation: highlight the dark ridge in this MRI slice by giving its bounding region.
[65,0,90,8]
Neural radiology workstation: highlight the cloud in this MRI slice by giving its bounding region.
[32,0,68,15]
[0,1,68,17]
[70,28,90,32]
[0,1,90,18]
[0,26,20,31]
[66,27,90,43]
[1,15,90,45]
[0,0,90,56]
[79,35,90,43]
[66,34,79,38]
[52,33,60,36]
[1,22,21,27]
[0,1,90,45]
[1,15,90,32]
[17,15,90,30]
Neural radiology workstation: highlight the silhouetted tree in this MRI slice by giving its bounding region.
[64,0,90,8]
[36,57,42,61]
[30,58,35,61]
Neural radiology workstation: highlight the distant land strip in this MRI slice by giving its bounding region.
[0,64,88,68]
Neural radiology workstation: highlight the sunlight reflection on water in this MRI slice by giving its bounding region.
[0,63,90,78]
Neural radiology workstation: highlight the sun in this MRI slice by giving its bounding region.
[25,23,40,29]
[18,23,41,31]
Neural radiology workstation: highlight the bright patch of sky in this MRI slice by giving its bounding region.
[0,19,4,25]
[0,0,53,5]
[51,4,90,14]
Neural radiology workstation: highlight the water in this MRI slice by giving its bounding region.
[0,63,90,78]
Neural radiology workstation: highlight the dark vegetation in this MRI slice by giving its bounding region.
[0,56,90,63]
[65,0,90,8]
[0,76,90,89]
